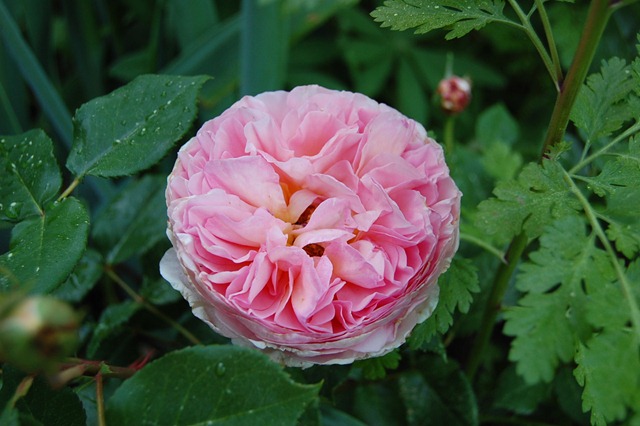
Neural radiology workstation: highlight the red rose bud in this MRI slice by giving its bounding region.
[437,76,471,114]
[0,296,79,373]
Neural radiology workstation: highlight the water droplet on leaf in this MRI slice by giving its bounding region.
[215,362,226,376]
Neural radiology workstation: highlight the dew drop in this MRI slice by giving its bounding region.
[167,100,172,105]
[6,202,22,219]
[121,120,127,126]
[215,362,226,376]
[140,128,147,135]
[115,139,122,144]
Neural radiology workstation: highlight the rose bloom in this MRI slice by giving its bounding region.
[160,85,461,367]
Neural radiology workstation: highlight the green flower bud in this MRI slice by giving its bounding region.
[0,296,79,373]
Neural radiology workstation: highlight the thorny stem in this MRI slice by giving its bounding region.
[562,169,640,342]
[104,266,202,345]
[506,0,559,89]
[467,0,617,380]
[57,358,138,380]
[540,0,613,156]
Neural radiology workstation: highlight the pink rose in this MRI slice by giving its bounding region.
[160,85,461,366]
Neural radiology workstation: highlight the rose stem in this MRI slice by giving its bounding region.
[96,372,106,426]
[465,0,617,380]
[539,0,613,157]
[104,266,202,346]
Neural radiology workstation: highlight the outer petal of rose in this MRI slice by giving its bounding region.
[240,282,440,367]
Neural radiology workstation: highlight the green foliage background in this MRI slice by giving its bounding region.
[1,0,639,425]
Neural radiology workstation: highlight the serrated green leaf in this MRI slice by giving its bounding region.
[371,0,510,40]
[66,74,210,178]
[575,330,640,426]
[476,160,581,243]
[505,291,577,384]
[87,300,141,358]
[354,350,401,380]
[481,142,523,182]
[0,197,89,294]
[580,137,640,258]
[0,129,61,222]
[504,216,615,384]
[398,357,478,426]
[105,345,320,426]
[570,58,637,142]
[606,219,640,259]
[51,249,103,302]
[408,258,479,348]
[92,175,167,264]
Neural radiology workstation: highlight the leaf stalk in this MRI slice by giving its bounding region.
[104,266,202,346]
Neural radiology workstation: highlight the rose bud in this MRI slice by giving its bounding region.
[437,76,472,114]
[161,85,461,367]
[0,296,79,372]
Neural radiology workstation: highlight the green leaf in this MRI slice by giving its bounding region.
[476,160,581,243]
[320,404,367,426]
[396,58,428,123]
[92,175,167,264]
[353,350,401,380]
[105,345,320,426]
[408,258,479,348]
[398,357,478,426]
[0,365,86,426]
[87,300,141,358]
[51,249,103,302]
[475,103,519,147]
[575,330,640,426]
[353,381,406,426]
[481,142,523,182]
[493,365,550,415]
[371,0,509,40]
[0,129,61,222]
[0,197,89,294]
[140,277,181,305]
[504,216,616,384]
[579,137,640,258]
[66,74,210,178]
[570,57,637,142]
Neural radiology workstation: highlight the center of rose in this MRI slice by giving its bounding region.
[292,205,326,257]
